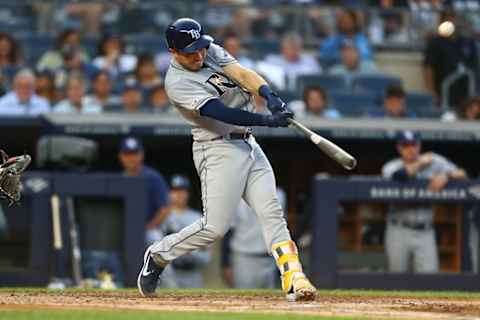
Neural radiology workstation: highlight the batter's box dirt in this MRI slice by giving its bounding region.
[1,289,480,319]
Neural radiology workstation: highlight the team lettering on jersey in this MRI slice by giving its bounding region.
[206,73,237,96]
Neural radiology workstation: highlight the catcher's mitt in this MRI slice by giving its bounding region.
[0,150,31,205]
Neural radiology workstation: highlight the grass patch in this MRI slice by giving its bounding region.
[0,309,368,320]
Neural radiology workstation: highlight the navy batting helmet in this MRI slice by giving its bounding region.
[166,18,213,53]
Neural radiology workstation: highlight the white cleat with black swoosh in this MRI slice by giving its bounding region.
[137,244,164,297]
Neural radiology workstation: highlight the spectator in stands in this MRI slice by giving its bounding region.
[54,45,98,89]
[370,85,414,118]
[118,137,170,244]
[382,130,467,273]
[424,11,478,108]
[37,29,89,72]
[0,33,22,68]
[121,83,144,113]
[133,54,162,92]
[329,40,378,83]
[0,69,50,115]
[162,175,211,288]
[149,85,171,113]
[35,71,57,105]
[222,33,255,70]
[262,32,321,91]
[87,71,121,110]
[92,34,137,79]
[0,32,23,84]
[320,9,373,63]
[289,86,341,119]
[442,96,480,121]
[53,73,101,114]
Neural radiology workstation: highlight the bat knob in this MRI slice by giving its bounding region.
[344,157,357,170]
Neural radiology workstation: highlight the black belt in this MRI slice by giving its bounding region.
[210,129,252,141]
[390,219,432,231]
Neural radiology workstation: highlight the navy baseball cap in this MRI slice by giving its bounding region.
[119,137,144,153]
[396,130,421,144]
[170,174,190,190]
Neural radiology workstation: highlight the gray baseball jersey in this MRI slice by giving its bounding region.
[164,43,254,141]
[382,152,458,224]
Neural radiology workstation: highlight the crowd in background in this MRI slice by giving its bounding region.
[0,2,478,120]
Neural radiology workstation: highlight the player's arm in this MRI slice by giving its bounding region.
[222,62,286,113]
[199,98,291,127]
[146,206,170,230]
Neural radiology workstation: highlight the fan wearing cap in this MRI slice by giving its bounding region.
[160,175,210,288]
[118,137,170,243]
[382,130,467,273]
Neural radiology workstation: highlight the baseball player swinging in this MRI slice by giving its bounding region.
[137,18,316,301]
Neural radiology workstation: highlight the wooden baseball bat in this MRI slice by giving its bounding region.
[287,118,357,170]
[66,197,83,287]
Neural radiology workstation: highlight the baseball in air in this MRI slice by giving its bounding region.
[438,21,455,37]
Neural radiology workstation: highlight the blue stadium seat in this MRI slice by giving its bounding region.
[243,39,280,60]
[127,35,167,55]
[330,92,376,117]
[352,75,402,96]
[278,90,300,103]
[405,92,435,114]
[297,75,348,94]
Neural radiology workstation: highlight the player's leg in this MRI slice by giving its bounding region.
[242,138,316,301]
[385,223,411,272]
[138,140,250,296]
[413,229,439,273]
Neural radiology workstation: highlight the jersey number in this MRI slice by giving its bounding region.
[206,74,237,96]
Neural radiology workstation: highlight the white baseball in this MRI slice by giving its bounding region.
[438,21,455,37]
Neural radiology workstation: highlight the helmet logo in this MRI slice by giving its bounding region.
[182,29,201,40]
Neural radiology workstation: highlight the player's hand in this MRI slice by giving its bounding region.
[428,174,449,192]
[258,84,287,114]
[265,92,287,114]
[419,152,433,167]
[264,110,294,127]
[222,267,234,288]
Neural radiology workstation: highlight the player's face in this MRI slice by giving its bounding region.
[170,189,189,207]
[118,151,144,174]
[397,142,421,163]
[172,48,207,71]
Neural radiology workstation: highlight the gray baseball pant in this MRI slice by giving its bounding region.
[385,222,439,273]
[151,137,291,262]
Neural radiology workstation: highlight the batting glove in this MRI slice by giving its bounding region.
[263,110,294,127]
[258,84,287,114]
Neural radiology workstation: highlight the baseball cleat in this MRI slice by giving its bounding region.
[286,272,317,302]
[137,244,164,297]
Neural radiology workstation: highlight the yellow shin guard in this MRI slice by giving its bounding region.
[271,240,316,301]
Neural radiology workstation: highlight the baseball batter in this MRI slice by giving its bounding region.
[137,18,316,301]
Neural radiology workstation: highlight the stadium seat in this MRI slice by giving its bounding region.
[330,92,376,117]
[127,34,167,55]
[297,75,348,95]
[278,90,300,104]
[352,75,402,96]
[243,39,280,60]
[405,92,435,114]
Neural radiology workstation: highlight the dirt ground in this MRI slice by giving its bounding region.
[1,290,480,319]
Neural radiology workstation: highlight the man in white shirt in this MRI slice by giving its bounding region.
[262,32,321,91]
[53,72,102,114]
[0,69,51,115]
